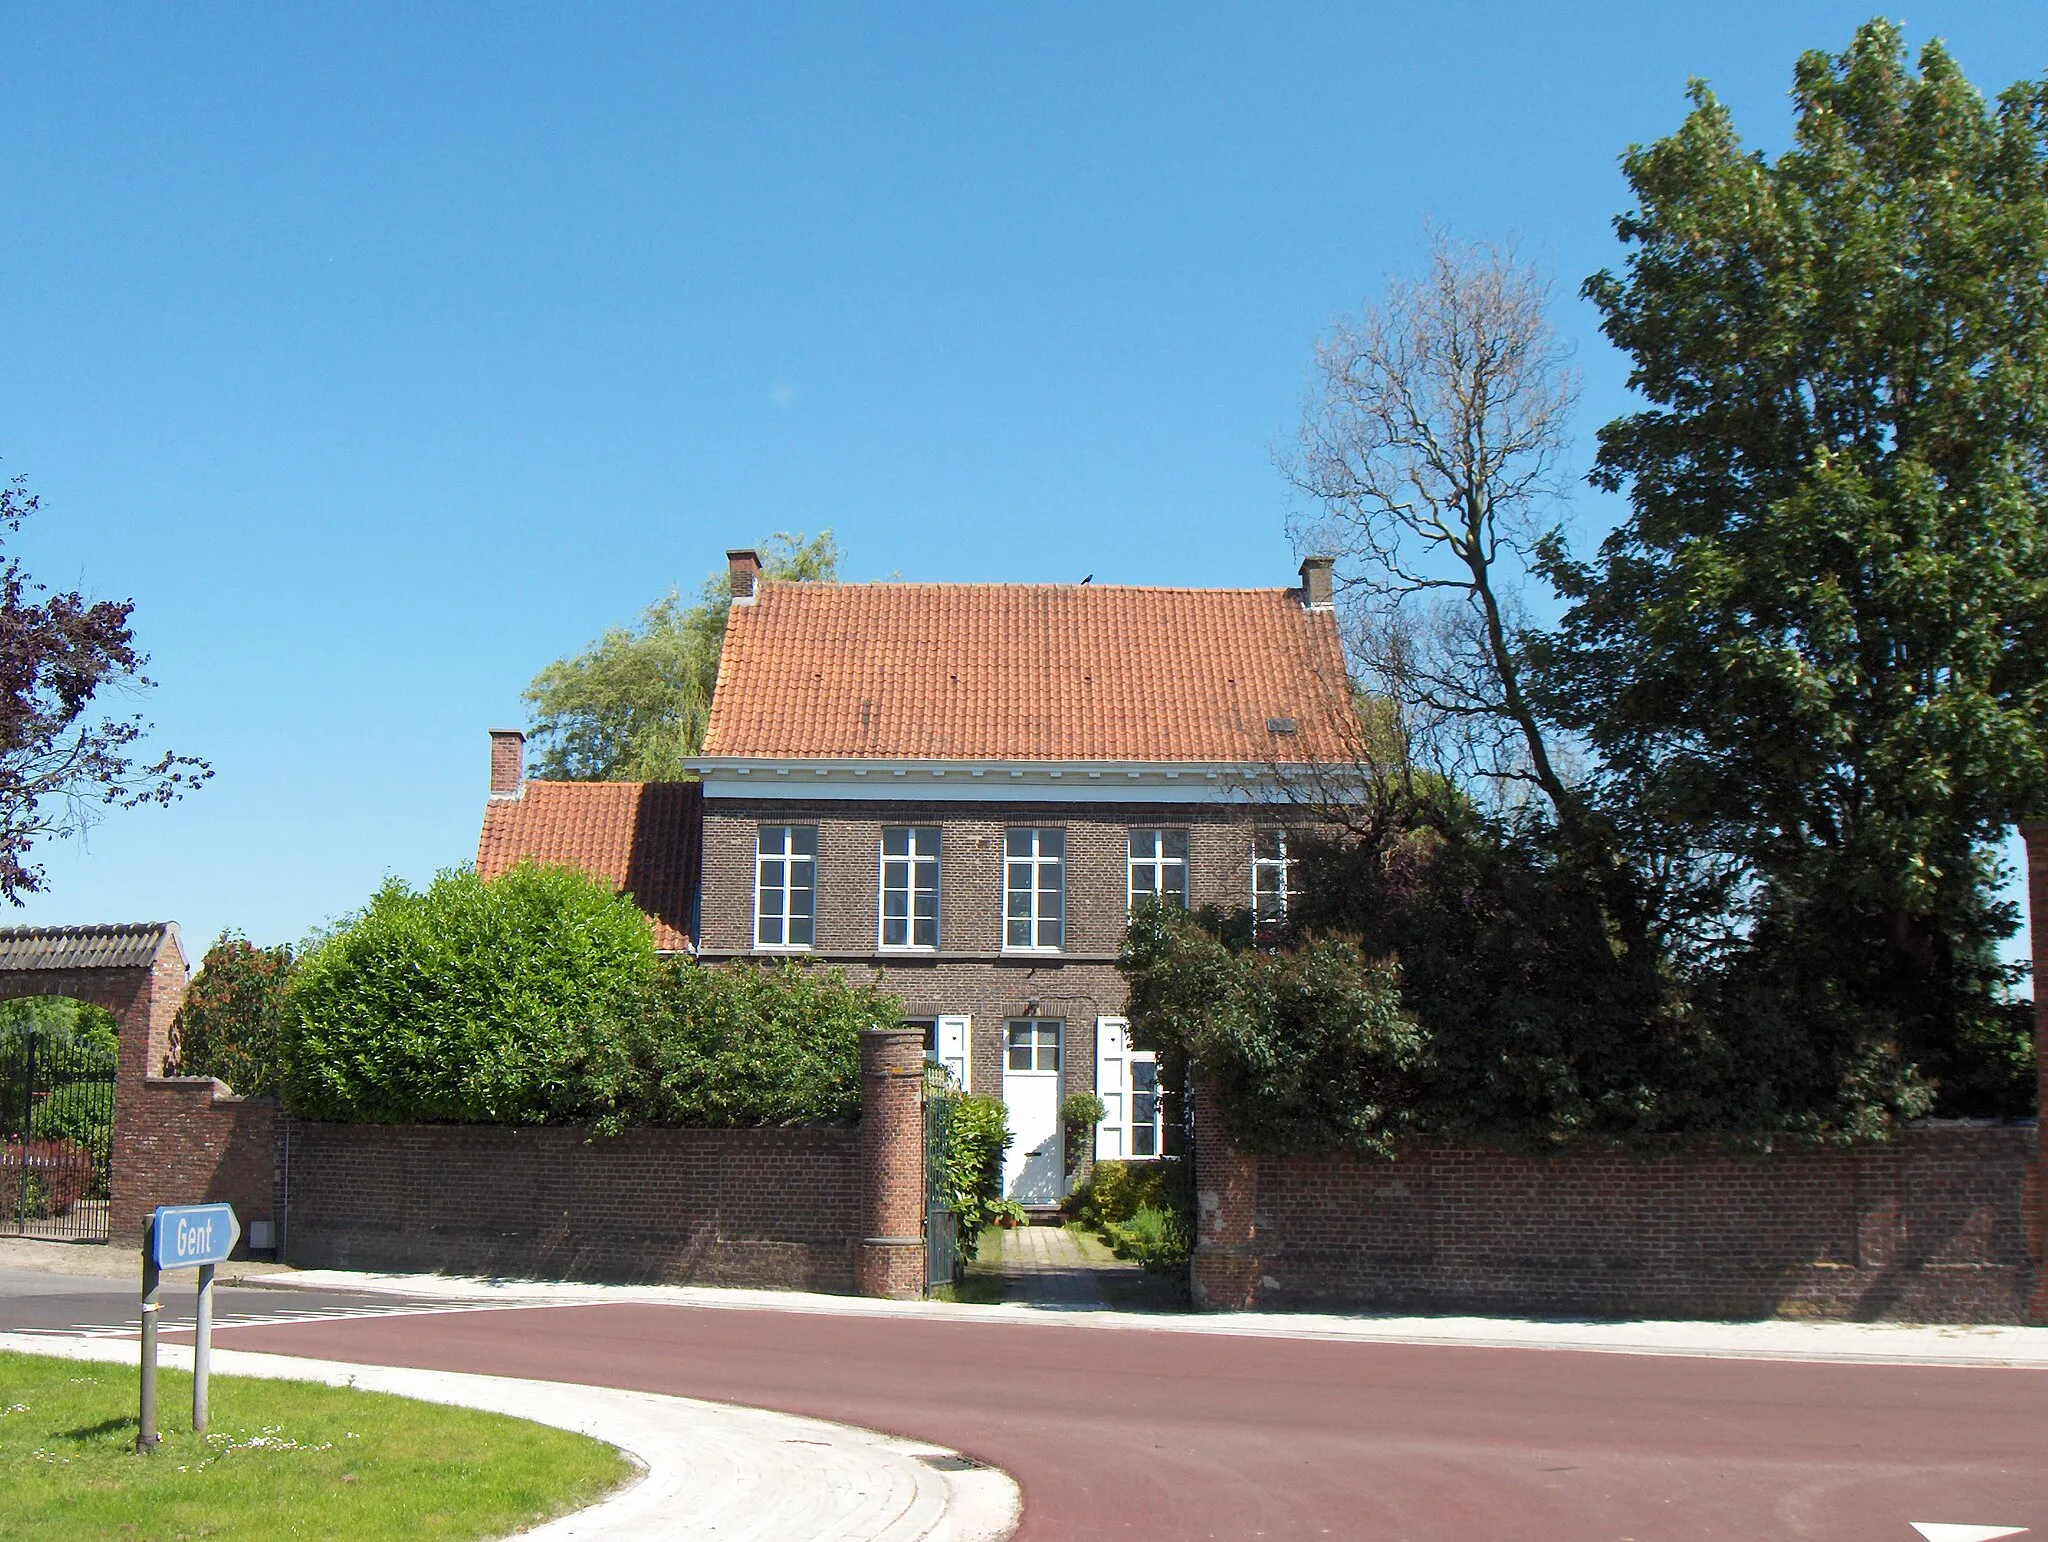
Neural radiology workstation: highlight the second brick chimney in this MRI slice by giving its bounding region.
[728,548,762,604]
[1299,555,1335,611]
[488,729,525,799]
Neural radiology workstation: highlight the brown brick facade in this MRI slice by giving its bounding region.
[280,1120,864,1290]
[697,797,1288,1100]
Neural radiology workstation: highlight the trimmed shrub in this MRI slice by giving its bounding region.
[587,960,894,1130]
[936,1094,1012,1245]
[1060,1091,1105,1174]
[284,863,658,1124]
[172,934,295,1096]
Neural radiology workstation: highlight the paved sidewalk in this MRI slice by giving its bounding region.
[0,1331,1021,1542]
[0,1236,290,1284]
[246,1266,2048,1369]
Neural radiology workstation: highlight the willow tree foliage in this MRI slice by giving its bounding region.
[523,530,839,781]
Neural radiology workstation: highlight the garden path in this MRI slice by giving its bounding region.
[992,1224,1109,1309]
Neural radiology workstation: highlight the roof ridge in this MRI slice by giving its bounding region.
[754,580,1306,595]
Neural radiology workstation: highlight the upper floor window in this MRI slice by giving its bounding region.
[879,826,940,949]
[756,824,816,949]
[1252,828,1293,923]
[1004,827,1064,951]
[1127,829,1190,911]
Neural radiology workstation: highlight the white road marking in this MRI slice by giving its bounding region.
[1909,1525,2029,1541]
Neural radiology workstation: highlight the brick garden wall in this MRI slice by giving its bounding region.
[280,1121,865,1292]
[112,1080,279,1246]
[1199,1122,2040,1323]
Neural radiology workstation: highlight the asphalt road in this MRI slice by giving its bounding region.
[6,1267,2043,1539]
[194,1298,2045,1541]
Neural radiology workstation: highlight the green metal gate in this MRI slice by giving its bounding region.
[923,1060,960,1293]
[1,1027,116,1242]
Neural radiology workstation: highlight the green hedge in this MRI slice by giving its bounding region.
[284,864,659,1124]
[279,861,900,1130]
[585,960,895,1131]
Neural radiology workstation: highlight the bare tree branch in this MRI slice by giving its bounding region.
[1286,228,1581,823]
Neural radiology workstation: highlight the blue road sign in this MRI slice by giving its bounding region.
[150,1203,240,1270]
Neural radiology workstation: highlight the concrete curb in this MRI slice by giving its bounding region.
[0,1332,1021,1542]
[251,1268,2048,1368]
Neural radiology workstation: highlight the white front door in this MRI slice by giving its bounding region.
[1002,1019,1063,1204]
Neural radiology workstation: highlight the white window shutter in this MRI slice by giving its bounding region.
[936,1015,971,1090]
[1095,1016,1128,1160]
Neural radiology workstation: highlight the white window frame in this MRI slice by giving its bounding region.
[1094,1016,1165,1160]
[877,826,941,951]
[1005,1018,1062,1073]
[755,824,817,950]
[1127,828,1190,911]
[1252,827,1293,923]
[1003,827,1065,952]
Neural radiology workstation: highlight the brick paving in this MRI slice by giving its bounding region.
[994,1223,1110,1309]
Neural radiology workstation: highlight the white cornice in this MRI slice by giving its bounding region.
[687,756,1351,804]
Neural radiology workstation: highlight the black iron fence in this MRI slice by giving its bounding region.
[923,1060,960,1293]
[1,1030,115,1241]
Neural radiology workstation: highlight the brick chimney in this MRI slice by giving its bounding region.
[488,729,525,799]
[1299,555,1335,611]
[727,548,762,604]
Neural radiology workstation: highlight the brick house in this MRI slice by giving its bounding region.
[479,549,1353,1205]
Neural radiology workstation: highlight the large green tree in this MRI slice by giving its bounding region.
[523,531,839,781]
[1536,21,2048,1089]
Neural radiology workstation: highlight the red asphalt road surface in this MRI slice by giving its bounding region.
[216,1303,2047,1540]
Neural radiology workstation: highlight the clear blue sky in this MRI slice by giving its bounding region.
[2,4,2042,962]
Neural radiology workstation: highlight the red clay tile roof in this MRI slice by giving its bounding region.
[701,583,1354,763]
[476,781,701,951]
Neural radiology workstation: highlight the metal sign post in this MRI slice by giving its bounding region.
[137,1236,161,1450]
[193,1262,215,1432]
[137,1203,239,1452]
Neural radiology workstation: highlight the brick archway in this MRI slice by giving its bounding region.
[0,924,274,1247]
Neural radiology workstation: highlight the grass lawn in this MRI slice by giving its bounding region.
[0,1351,632,1541]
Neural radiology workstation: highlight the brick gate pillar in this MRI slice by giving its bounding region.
[2022,822,2048,1324]
[857,1026,926,1300]
[1189,1077,1261,1311]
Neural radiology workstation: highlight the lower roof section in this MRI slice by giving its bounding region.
[476,781,700,951]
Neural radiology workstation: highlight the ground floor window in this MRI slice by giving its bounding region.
[1093,1016,1173,1160]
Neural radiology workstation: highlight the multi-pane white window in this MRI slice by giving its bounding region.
[1094,1018,1166,1159]
[1127,1055,1163,1157]
[1005,1019,1061,1072]
[1127,829,1190,910]
[755,824,817,949]
[1004,828,1065,951]
[1252,828,1293,923]
[878,826,940,949]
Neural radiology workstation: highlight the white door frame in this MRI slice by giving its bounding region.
[1001,1018,1063,1204]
